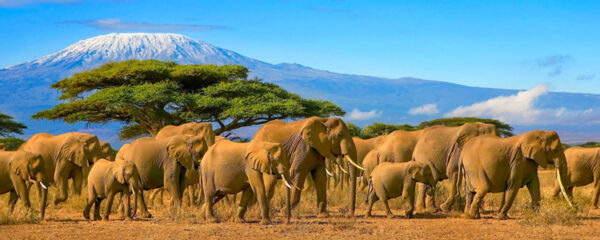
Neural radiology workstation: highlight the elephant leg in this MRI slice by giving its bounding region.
[592,178,600,208]
[235,187,254,223]
[8,191,18,213]
[248,168,270,225]
[441,171,458,212]
[72,168,83,196]
[164,166,183,212]
[312,167,328,217]
[551,183,561,199]
[468,190,487,219]
[287,172,308,209]
[202,179,218,222]
[526,176,541,209]
[53,163,71,205]
[12,178,30,210]
[93,198,102,220]
[404,186,416,219]
[464,190,474,216]
[416,183,427,211]
[122,192,132,220]
[83,187,96,220]
[103,191,116,221]
[187,185,194,207]
[365,189,378,218]
[382,197,394,219]
[137,190,152,218]
[497,187,518,220]
[425,183,440,212]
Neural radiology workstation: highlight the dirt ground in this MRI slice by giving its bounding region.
[1,170,600,240]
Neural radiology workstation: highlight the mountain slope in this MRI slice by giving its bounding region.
[1,33,599,145]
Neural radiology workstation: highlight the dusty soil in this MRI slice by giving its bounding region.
[1,170,599,240]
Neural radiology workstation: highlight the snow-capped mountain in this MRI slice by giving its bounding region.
[1,33,600,146]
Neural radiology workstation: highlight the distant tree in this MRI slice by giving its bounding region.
[33,60,345,140]
[418,117,513,137]
[577,141,600,148]
[345,122,362,137]
[360,122,417,139]
[0,112,27,137]
[0,137,26,151]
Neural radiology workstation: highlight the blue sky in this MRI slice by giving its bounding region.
[1,0,599,93]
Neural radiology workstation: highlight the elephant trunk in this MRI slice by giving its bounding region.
[340,137,359,216]
[554,153,575,208]
[40,187,48,220]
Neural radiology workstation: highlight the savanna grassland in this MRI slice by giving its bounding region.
[1,170,600,240]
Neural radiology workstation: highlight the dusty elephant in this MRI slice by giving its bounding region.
[251,117,364,217]
[117,135,208,218]
[19,132,104,214]
[84,159,143,221]
[366,161,436,218]
[410,123,497,212]
[0,143,6,151]
[156,122,216,146]
[201,139,295,224]
[100,141,115,161]
[355,129,424,189]
[0,150,51,218]
[460,130,573,219]
[551,146,600,208]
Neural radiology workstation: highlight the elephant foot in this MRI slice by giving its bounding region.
[94,214,102,221]
[206,217,219,223]
[364,213,372,219]
[83,212,90,220]
[140,212,153,218]
[440,202,452,212]
[317,211,330,218]
[345,211,355,218]
[495,213,508,220]
[102,216,109,221]
[464,212,480,219]
[386,214,394,219]
[429,207,441,213]
[260,218,271,225]
[405,211,414,219]
[233,217,245,223]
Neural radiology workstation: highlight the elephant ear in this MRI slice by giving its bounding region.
[519,134,547,168]
[167,137,193,170]
[407,162,421,179]
[300,118,333,159]
[55,137,87,168]
[9,155,29,180]
[112,164,126,185]
[246,142,276,174]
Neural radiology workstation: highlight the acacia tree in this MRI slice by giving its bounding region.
[0,112,27,150]
[417,117,513,137]
[34,60,344,139]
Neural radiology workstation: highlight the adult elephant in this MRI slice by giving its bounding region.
[251,117,364,217]
[156,122,215,146]
[100,141,115,161]
[19,132,104,209]
[118,135,208,218]
[355,129,425,188]
[202,139,296,224]
[461,130,573,219]
[551,147,600,208]
[410,123,497,212]
[0,143,6,151]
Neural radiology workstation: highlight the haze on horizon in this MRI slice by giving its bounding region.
[0,0,598,94]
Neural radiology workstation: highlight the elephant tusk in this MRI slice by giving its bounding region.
[345,155,366,171]
[556,168,575,208]
[131,187,135,195]
[325,168,334,177]
[281,174,293,189]
[40,182,48,190]
[338,164,348,174]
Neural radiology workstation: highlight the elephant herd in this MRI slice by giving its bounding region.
[0,116,596,224]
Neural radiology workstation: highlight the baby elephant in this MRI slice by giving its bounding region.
[366,161,435,218]
[84,159,142,221]
[0,150,50,215]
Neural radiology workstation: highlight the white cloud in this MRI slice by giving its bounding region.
[409,103,439,115]
[445,84,600,125]
[346,109,382,120]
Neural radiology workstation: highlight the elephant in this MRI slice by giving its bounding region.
[117,135,208,218]
[84,159,143,221]
[354,129,425,189]
[149,168,200,207]
[251,117,364,217]
[156,122,216,146]
[0,150,51,218]
[550,147,600,208]
[100,141,115,161]
[365,161,436,219]
[409,123,497,212]
[0,143,6,150]
[19,132,104,215]
[201,139,295,224]
[460,130,573,219]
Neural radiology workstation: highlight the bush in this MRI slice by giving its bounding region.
[519,199,579,226]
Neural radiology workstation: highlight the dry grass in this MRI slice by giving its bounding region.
[1,170,600,239]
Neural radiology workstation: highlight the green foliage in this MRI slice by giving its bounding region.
[576,141,600,148]
[0,137,25,150]
[418,117,513,137]
[34,60,344,139]
[345,122,362,137]
[360,122,417,139]
[0,112,27,137]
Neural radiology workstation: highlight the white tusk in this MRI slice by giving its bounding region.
[131,187,135,195]
[281,174,293,189]
[345,155,366,171]
[556,168,575,208]
[40,182,47,190]
[325,168,334,177]
[338,164,348,174]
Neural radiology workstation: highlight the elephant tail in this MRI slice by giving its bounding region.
[457,156,465,196]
